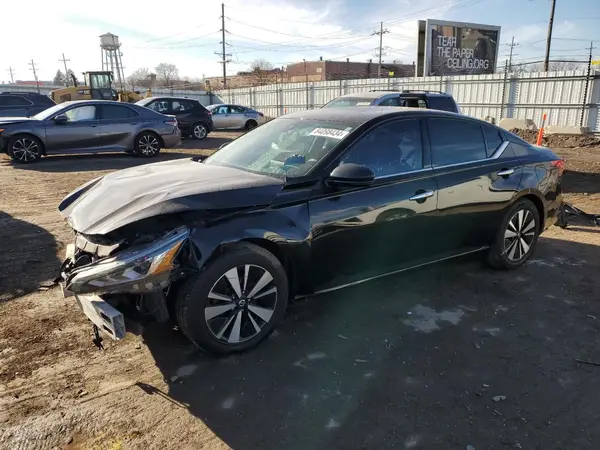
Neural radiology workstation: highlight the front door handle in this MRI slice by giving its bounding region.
[409,190,435,202]
[497,168,515,177]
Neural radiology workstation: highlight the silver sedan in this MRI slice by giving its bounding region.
[206,104,267,131]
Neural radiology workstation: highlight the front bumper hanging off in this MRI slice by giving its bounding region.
[60,244,126,340]
[557,202,600,228]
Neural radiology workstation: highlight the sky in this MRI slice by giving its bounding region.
[2,0,598,83]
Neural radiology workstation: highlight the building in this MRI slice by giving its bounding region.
[285,60,415,82]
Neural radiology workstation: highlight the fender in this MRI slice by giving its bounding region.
[189,202,313,296]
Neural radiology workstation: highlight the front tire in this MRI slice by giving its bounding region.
[487,199,541,269]
[8,134,43,164]
[176,242,288,355]
[134,132,161,157]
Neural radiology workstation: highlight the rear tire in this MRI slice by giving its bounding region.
[134,132,161,157]
[245,120,258,131]
[8,134,43,164]
[487,199,541,270]
[175,242,288,355]
[191,123,208,140]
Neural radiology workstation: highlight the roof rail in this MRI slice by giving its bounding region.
[368,89,449,95]
[1,91,42,95]
[401,89,447,95]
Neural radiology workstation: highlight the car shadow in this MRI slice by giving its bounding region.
[0,211,60,303]
[562,170,600,194]
[180,135,236,150]
[138,236,600,450]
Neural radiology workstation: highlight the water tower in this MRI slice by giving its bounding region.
[100,33,125,90]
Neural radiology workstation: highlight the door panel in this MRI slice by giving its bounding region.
[308,117,440,290]
[211,105,231,129]
[227,105,246,128]
[44,105,102,153]
[427,118,523,253]
[309,173,439,290]
[98,104,138,150]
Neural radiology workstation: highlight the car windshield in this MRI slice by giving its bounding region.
[323,97,375,108]
[33,103,69,120]
[203,118,355,178]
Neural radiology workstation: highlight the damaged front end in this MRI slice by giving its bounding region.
[57,226,194,341]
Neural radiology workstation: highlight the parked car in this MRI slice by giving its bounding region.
[0,100,181,163]
[323,90,461,113]
[0,92,56,118]
[206,103,267,131]
[57,106,563,355]
[136,96,214,140]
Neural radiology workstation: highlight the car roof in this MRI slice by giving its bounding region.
[143,96,197,102]
[1,91,48,97]
[335,90,454,100]
[282,106,465,126]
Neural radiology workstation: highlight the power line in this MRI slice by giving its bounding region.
[28,60,40,93]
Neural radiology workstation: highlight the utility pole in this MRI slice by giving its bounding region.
[580,41,596,126]
[28,59,40,93]
[7,67,14,84]
[59,53,70,86]
[215,3,232,89]
[507,36,519,72]
[543,0,557,72]
[373,22,390,78]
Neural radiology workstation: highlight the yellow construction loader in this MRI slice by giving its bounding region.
[50,71,152,104]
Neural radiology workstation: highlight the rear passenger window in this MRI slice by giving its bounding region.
[0,95,32,106]
[428,118,486,166]
[379,97,400,106]
[426,96,458,113]
[509,142,531,157]
[482,126,504,156]
[101,105,138,119]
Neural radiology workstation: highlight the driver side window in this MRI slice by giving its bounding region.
[339,119,423,178]
[64,105,96,122]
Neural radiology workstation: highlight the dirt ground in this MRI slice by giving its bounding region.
[2,132,600,450]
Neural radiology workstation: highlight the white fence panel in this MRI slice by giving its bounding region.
[216,70,600,132]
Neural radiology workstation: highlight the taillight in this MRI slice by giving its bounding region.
[552,159,565,175]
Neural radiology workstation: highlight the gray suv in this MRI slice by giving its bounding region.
[323,90,461,114]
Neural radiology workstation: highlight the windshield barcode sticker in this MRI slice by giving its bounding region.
[309,128,350,140]
[356,102,372,106]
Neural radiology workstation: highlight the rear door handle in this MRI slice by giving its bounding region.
[497,168,515,177]
[409,190,435,201]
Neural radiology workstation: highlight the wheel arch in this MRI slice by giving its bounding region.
[134,129,164,148]
[511,190,546,230]
[6,132,47,155]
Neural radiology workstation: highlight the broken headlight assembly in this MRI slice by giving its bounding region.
[65,227,190,295]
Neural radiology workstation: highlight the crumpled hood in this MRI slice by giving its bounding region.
[58,158,284,235]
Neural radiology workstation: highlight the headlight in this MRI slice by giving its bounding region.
[66,227,190,295]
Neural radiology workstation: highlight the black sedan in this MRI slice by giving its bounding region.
[0,100,181,163]
[57,107,564,354]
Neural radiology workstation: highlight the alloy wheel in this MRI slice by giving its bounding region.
[194,124,207,139]
[504,209,537,261]
[138,134,159,155]
[205,264,278,344]
[11,138,40,162]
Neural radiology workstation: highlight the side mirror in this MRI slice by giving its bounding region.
[327,163,375,188]
[54,114,68,124]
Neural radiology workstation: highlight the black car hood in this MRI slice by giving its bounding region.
[0,117,40,124]
[58,158,285,235]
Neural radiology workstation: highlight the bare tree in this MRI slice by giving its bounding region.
[126,68,151,90]
[155,63,179,87]
[249,58,275,86]
[512,60,584,74]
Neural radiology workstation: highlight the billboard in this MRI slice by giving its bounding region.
[416,19,501,77]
